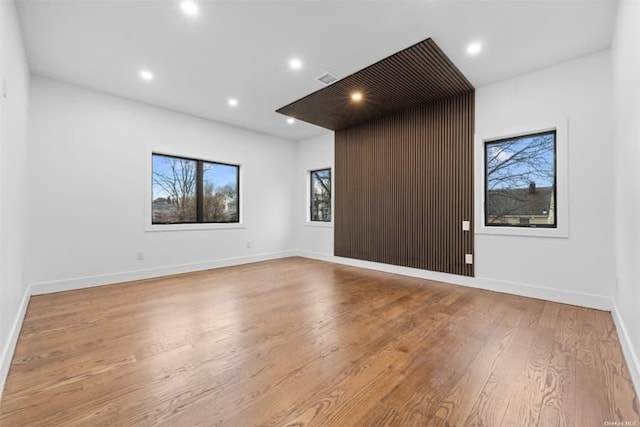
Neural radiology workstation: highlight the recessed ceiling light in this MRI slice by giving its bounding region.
[180,0,200,16]
[287,118,295,125]
[351,92,363,102]
[180,0,199,16]
[467,42,483,55]
[289,58,303,71]
[139,70,154,81]
[228,98,238,107]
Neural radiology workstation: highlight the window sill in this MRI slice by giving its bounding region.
[476,226,568,238]
[305,222,334,228]
[145,223,246,232]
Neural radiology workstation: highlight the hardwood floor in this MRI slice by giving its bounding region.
[0,257,638,426]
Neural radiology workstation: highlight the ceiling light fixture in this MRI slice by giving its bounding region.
[139,70,154,81]
[289,58,303,71]
[351,91,363,102]
[466,41,483,56]
[317,72,337,85]
[287,118,295,125]
[180,0,199,16]
[228,98,239,107]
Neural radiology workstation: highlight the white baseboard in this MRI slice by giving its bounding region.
[0,284,31,399]
[611,300,640,397]
[470,276,611,311]
[31,251,294,295]
[296,250,612,311]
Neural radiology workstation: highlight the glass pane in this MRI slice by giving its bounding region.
[311,169,331,222]
[203,162,239,223]
[485,131,556,227]
[152,154,197,224]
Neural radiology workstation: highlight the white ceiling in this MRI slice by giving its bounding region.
[16,0,617,141]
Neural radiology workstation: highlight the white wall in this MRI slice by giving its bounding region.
[293,132,334,255]
[475,50,615,301]
[296,51,615,310]
[27,77,295,293]
[0,0,31,395]
[612,0,640,393]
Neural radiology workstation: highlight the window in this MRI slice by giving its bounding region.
[310,168,331,222]
[152,153,239,224]
[484,130,556,228]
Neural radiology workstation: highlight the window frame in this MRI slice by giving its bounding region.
[309,168,332,224]
[483,129,558,229]
[200,158,241,224]
[475,119,569,238]
[147,151,243,231]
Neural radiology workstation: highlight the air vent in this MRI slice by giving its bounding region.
[316,72,338,85]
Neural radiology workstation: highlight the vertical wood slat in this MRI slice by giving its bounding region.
[335,92,474,277]
[276,38,474,131]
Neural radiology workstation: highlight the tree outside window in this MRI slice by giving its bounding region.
[152,153,239,224]
[485,130,556,228]
[310,168,331,222]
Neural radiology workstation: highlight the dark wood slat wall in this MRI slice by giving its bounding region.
[335,92,475,276]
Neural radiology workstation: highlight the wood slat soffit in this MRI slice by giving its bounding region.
[276,38,474,130]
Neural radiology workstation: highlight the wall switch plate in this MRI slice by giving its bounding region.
[136,251,144,261]
[465,254,473,265]
[462,220,470,231]
[246,241,251,249]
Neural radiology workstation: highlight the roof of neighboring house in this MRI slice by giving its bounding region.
[152,199,176,213]
[487,186,553,216]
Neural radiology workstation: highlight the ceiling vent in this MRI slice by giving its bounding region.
[316,72,338,85]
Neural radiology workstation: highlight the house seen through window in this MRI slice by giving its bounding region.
[152,153,239,224]
[485,130,556,228]
[310,168,331,222]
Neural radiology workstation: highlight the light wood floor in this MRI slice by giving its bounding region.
[0,257,638,426]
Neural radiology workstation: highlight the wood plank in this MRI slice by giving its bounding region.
[0,258,637,426]
[538,305,579,427]
[335,92,474,277]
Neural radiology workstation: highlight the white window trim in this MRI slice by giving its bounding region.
[304,222,334,228]
[306,167,334,227]
[475,118,569,238]
[144,148,245,232]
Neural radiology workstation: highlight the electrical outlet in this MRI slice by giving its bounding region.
[465,254,473,265]
[462,220,470,231]
[136,251,144,261]
[246,241,251,249]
